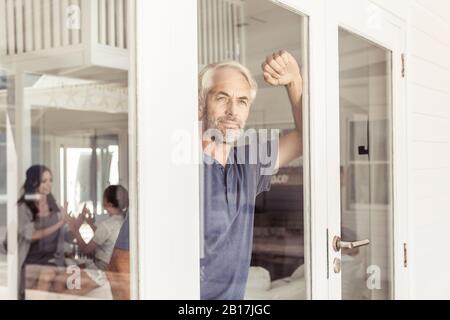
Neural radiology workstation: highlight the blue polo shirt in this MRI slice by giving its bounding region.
[200,142,277,300]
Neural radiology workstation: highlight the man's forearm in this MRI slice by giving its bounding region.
[276,77,304,169]
[286,77,303,133]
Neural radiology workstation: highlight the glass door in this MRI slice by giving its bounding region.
[326,0,408,300]
[338,28,393,300]
[197,0,311,300]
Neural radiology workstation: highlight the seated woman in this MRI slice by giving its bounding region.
[55,185,128,296]
[16,165,69,299]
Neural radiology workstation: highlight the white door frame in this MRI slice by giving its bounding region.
[324,0,409,299]
[136,0,201,299]
[278,0,329,300]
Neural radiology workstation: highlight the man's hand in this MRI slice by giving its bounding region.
[262,50,302,87]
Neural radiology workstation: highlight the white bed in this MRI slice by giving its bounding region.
[245,265,306,300]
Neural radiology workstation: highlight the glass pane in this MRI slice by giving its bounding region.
[339,28,394,300]
[197,0,310,300]
[0,70,6,292]
[0,0,136,300]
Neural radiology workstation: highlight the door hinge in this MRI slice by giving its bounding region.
[403,243,408,268]
[401,53,406,78]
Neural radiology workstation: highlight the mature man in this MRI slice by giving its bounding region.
[199,50,304,300]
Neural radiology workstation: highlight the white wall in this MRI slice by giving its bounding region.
[371,0,450,299]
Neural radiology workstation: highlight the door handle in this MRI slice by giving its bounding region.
[333,236,370,252]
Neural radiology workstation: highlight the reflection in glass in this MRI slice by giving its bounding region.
[0,0,134,300]
[339,28,394,300]
[0,73,6,292]
[198,0,309,300]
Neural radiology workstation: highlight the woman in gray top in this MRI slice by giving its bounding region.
[15,165,69,299]
[54,185,127,296]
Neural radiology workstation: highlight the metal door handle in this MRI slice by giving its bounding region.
[333,236,370,252]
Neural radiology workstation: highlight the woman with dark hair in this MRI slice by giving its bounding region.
[55,185,128,296]
[17,165,69,298]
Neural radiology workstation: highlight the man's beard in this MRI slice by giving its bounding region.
[204,115,244,145]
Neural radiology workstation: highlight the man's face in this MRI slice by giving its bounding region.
[204,67,252,144]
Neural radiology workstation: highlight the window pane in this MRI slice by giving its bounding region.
[0,0,136,300]
[339,28,394,300]
[198,0,310,300]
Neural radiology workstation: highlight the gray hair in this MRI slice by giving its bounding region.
[198,61,258,109]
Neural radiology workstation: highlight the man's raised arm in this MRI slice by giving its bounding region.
[261,50,303,170]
